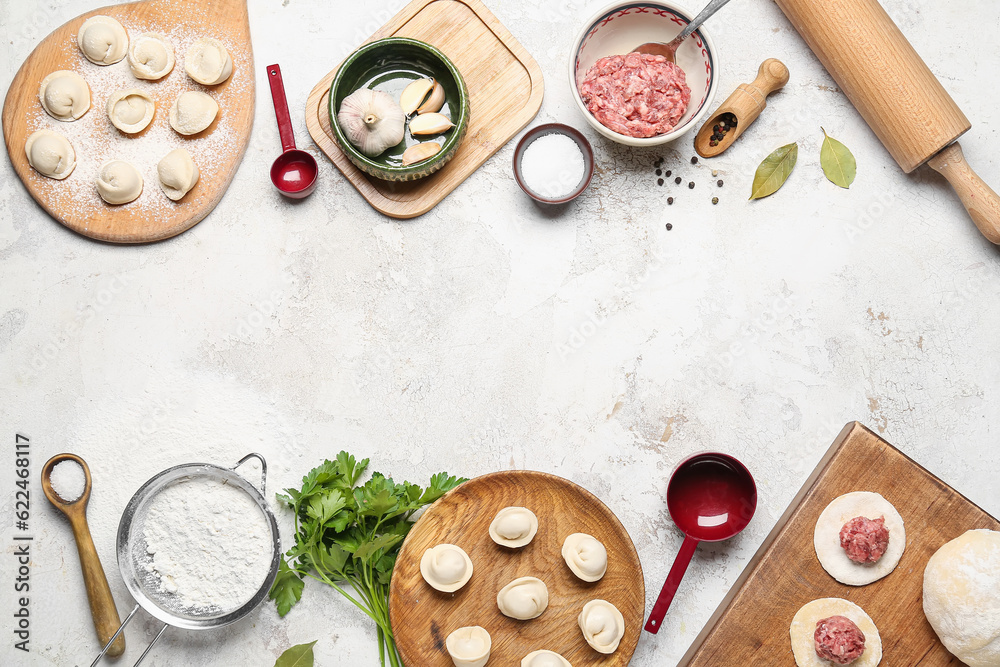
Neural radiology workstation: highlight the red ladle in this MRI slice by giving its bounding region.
[266,64,318,198]
[644,452,757,633]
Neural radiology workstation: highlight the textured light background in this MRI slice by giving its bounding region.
[1,0,999,665]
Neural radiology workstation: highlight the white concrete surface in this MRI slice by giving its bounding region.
[2,0,999,665]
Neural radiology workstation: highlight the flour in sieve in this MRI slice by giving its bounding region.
[142,476,271,612]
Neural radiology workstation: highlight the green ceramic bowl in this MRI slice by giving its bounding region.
[329,37,470,182]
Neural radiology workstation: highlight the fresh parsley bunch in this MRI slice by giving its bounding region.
[268,451,467,667]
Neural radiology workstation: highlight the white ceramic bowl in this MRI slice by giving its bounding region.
[569,1,719,146]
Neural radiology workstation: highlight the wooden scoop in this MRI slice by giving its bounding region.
[41,454,125,658]
[1,0,255,243]
[694,59,789,158]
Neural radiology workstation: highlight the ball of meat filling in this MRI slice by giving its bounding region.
[839,516,890,564]
[815,615,866,664]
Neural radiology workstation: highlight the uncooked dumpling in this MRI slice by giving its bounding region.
[489,507,538,548]
[184,37,233,85]
[578,599,624,654]
[25,129,76,180]
[77,15,128,65]
[562,533,608,582]
[923,529,1000,667]
[128,33,175,80]
[95,160,142,205]
[445,626,491,667]
[814,492,905,586]
[157,149,199,201]
[106,89,155,134]
[497,577,548,620]
[169,91,218,135]
[39,70,91,121]
[789,598,882,667]
[521,649,572,666]
[420,544,473,593]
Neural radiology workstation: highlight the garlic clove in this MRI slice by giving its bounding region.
[401,142,442,166]
[417,81,445,114]
[400,78,435,115]
[409,112,454,136]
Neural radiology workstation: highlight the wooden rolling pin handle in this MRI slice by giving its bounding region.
[69,517,126,657]
[928,142,1000,245]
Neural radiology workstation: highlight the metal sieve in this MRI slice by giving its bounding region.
[89,453,281,667]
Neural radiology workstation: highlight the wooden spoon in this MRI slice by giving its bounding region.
[41,454,125,658]
[694,59,789,159]
[1,0,255,243]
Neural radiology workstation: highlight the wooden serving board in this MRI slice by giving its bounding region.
[389,470,644,666]
[678,421,1000,666]
[2,0,254,243]
[305,0,544,219]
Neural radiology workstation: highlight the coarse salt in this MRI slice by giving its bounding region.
[50,460,86,501]
[520,132,586,200]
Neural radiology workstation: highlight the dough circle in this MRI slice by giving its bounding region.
[184,37,233,85]
[77,15,128,65]
[39,70,91,121]
[445,626,491,667]
[489,507,538,548]
[95,160,143,205]
[790,598,882,667]
[521,649,572,667]
[157,149,199,201]
[25,129,76,180]
[923,529,1000,667]
[128,33,175,80]
[169,91,218,136]
[106,89,155,134]
[814,491,905,586]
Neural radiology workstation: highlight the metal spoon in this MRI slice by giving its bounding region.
[41,454,125,657]
[634,0,737,62]
[266,63,318,198]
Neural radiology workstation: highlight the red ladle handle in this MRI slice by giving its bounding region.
[645,535,700,633]
[266,64,297,153]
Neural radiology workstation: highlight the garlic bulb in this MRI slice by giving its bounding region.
[337,88,405,157]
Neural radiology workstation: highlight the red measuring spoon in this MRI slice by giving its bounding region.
[644,452,757,634]
[266,63,318,198]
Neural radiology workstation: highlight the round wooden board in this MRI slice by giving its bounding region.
[389,470,644,666]
[1,0,254,243]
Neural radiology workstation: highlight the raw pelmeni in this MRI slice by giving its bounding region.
[814,491,905,586]
[521,649,572,666]
[128,33,175,80]
[578,599,625,654]
[445,626,491,667]
[95,160,143,205]
[25,129,76,180]
[497,576,549,620]
[420,544,473,592]
[562,533,608,582]
[106,89,155,134]
[184,37,233,85]
[169,91,218,136]
[39,70,91,121]
[77,15,128,65]
[520,133,585,199]
[923,529,1000,666]
[789,598,882,667]
[157,149,199,201]
[489,506,538,548]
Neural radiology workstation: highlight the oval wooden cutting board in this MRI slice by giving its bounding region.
[2,0,254,243]
[389,470,644,666]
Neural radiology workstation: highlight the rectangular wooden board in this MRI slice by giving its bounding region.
[678,421,1000,666]
[305,0,544,219]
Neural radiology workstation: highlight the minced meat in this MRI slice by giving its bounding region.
[815,615,866,664]
[839,516,890,564]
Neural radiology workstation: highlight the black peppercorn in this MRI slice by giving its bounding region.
[657,178,664,186]
[691,156,698,164]
[688,181,695,189]
[655,169,662,176]
[666,222,673,230]
[675,177,681,184]
[717,179,724,187]
[667,197,674,205]
[665,170,672,177]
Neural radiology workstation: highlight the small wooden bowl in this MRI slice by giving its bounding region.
[513,124,595,204]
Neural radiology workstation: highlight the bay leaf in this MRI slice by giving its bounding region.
[820,127,857,188]
[274,641,317,667]
[750,143,798,200]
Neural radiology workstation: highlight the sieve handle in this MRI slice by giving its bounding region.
[89,603,139,667]
[131,622,168,667]
[233,452,268,494]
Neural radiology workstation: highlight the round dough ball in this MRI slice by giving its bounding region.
[106,89,155,134]
[562,533,608,582]
[39,70,91,121]
[578,599,625,654]
[77,15,128,65]
[923,529,1000,667]
[790,598,882,667]
[814,491,905,586]
[489,507,538,548]
[128,33,175,80]
[25,129,76,180]
[169,91,218,136]
[157,149,199,201]
[420,544,473,593]
[184,37,233,85]
[95,160,143,205]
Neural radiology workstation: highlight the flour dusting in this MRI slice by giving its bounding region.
[142,476,271,613]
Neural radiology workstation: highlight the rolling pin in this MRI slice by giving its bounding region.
[774,0,1000,244]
